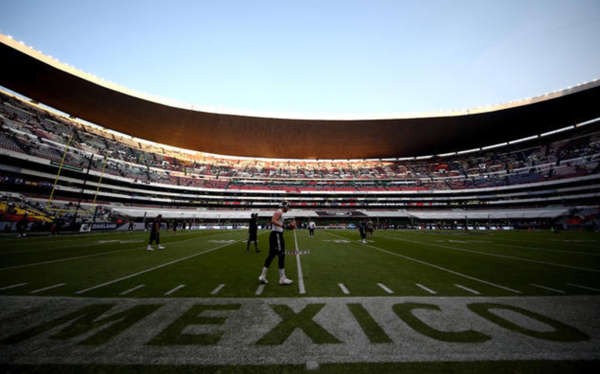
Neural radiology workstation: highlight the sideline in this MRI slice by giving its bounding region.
[293,230,306,294]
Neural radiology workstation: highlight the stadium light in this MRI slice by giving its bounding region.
[456,148,480,155]
[575,117,600,128]
[437,152,456,157]
[416,155,433,160]
[540,126,575,137]
[508,135,539,144]
[482,142,508,150]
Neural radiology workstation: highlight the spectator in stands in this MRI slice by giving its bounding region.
[147,214,165,251]
[246,213,260,253]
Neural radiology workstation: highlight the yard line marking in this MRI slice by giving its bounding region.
[338,283,350,295]
[211,284,225,295]
[381,235,600,273]
[377,282,394,294]
[416,283,437,294]
[293,230,306,295]
[530,283,566,294]
[0,233,222,271]
[120,284,145,295]
[255,284,265,295]
[75,241,235,294]
[0,248,138,271]
[490,242,600,257]
[30,283,66,294]
[567,283,600,292]
[0,282,28,290]
[328,231,521,294]
[164,284,186,296]
[455,284,480,295]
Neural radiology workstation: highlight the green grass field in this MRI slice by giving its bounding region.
[1,228,599,373]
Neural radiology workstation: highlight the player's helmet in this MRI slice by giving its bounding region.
[279,201,289,209]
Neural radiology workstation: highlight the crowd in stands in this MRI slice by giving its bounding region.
[1,90,600,193]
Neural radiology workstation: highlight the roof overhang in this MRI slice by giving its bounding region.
[1,34,599,159]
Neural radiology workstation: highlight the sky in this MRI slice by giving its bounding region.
[1,0,600,118]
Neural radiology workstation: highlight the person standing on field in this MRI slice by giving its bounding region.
[246,213,260,253]
[308,220,316,237]
[258,202,293,285]
[147,214,165,251]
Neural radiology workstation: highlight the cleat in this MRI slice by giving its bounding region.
[157,245,165,249]
[146,245,154,251]
[279,277,293,286]
[259,275,269,284]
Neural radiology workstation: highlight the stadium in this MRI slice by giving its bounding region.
[1,2,600,373]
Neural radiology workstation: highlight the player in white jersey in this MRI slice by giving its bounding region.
[258,201,293,285]
[308,220,316,237]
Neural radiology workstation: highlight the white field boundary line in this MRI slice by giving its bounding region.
[492,236,600,248]
[380,234,600,273]
[164,284,186,296]
[487,242,600,257]
[338,283,350,294]
[567,283,600,292]
[0,282,28,290]
[255,284,265,295]
[416,283,436,294]
[0,232,232,271]
[75,241,235,295]
[377,282,394,294]
[120,284,145,295]
[211,284,225,295]
[30,283,66,294]
[530,283,566,294]
[327,231,521,294]
[455,284,480,295]
[293,229,306,295]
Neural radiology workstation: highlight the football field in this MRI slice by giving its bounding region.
[1,228,599,373]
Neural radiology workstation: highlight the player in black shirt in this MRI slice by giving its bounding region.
[246,213,260,253]
[147,214,165,251]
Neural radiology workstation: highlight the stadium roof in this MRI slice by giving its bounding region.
[1,34,600,159]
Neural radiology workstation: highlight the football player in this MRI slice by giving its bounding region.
[258,202,293,285]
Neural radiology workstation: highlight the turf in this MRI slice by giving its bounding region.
[1,228,600,373]
[0,229,599,297]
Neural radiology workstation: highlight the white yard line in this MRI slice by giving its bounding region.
[0,282,28,290]
[75,241,234,295]
[328,231,521,294]
[567,283,600,292]
[120,284,145,295]
[455,284,480,295]
[416,283,437,294]
[210,284,225,295]
[530,283,566,294]
[492,243,600,257]
[377,282,394,294]
[0,248,137,271]
[338,283,350,294]
[30,283,66,294]
[0,234,215,271]
[382,235,600,273]
[164,284,186,296]
[255,284,265,295]
[293,230,306,295]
